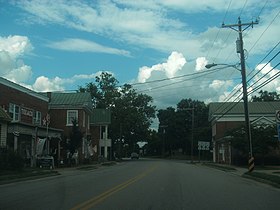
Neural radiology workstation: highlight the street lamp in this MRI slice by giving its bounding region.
[205,62,253,171]
[205,63,240,71]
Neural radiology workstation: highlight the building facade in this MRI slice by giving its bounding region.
[47,92,94,164]
[209,101,280,164]
[90,109,111,160]
[0,106,11,148]
[0,77,62,166]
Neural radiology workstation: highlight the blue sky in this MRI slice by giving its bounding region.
[0,0,279,109]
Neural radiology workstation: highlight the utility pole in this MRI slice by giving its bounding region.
[178,104,194,162]
[222,17,258,172]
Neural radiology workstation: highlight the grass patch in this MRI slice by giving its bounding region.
[254,166,280,170]
[101,161,116,166]
[243,172,280,188]
[76,165,98,171]
[203,163,237,172]
[0,169,59,185]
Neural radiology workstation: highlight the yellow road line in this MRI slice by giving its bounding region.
[70,165,157,210]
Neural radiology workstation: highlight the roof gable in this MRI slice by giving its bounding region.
[209,101,280,121]
[48,92,93,111]
[251,116,275,125]
[0,77,49,102]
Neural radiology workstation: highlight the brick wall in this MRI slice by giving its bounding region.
[0,83,48,125]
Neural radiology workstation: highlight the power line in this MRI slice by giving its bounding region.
[247,49,280,84]
[215,43,280,105]
[205,0,233,61]
[137,67,224,93]
[131,67,223,86]
[248,62,280,95]
[248,9,280,53]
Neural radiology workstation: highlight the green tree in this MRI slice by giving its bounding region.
[68,119,83,154]
[157,99,211,157]
[78,72,156,154]
[228,124,278,165]
[78,72,120,108]
[251,90,280,102]
[157,107,178,155]
[145,130,161,156]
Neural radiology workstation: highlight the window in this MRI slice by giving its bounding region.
[33,111,41,125]
[9,103,20,121]
[67,110,78,126]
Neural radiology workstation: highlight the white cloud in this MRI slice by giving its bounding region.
[0,35,33,57]
[32,76,64,92]
[209,80,233,90]
[5,65,32,83]
[249,63,280,95]
[137,51,186,83]
[48,38,130,56]
[14,0,279,63]
[195,57,208,71]
[0,35,33,83]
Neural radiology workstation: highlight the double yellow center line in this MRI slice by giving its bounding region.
[70,165,157,210]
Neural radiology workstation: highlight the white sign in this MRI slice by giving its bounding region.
[21,108,33,117]
[198,141,210,150]
[36,138,46,155]
[276,110,280,123]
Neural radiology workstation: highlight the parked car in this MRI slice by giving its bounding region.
[131,152,139,159]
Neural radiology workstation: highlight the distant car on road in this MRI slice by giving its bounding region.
[131,152,139,159]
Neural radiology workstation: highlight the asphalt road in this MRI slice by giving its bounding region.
[1,158,280,210]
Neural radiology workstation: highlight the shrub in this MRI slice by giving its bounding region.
[0,149,24,171]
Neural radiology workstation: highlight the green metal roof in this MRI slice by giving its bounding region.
[48,92,93,110]
[209,101,280,121]
[0,107,12,122]
[90,109,111,125]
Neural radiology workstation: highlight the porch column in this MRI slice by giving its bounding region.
[212,140,216,163]
[14,135,18,152]
[104,125,108,159]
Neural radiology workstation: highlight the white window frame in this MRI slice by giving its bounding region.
[33,111,42,126]
[67,110,78,126]
[83,111,86,128]
[9,103,20,121]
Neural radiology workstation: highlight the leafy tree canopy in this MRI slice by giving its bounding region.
[157,99,211,155]
[68,119,83,154]
[78,72,156,150]
[227,124,278,161]
[251,90,280,102]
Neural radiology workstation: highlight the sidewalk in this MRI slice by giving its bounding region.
[202,162,280,188]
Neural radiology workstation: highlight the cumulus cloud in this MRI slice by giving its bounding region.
[0,35,33,57]
[32,76,64,92]
[195,57,208,71]
[137,51,186,83]
[0,35,33,83]
[250,63,280,94]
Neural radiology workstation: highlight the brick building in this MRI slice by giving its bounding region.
[46,92,94,163]
[0,77,62,166]
[0,106,11,148]
[209,101,280,164]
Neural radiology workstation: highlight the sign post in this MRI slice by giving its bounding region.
[198,141,210,162]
